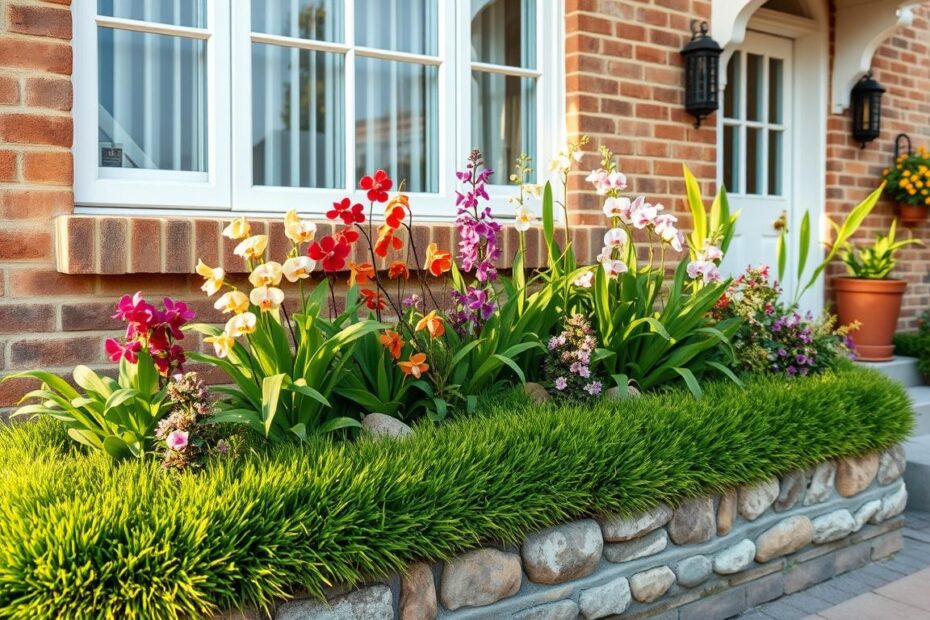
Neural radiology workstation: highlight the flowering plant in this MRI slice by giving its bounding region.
[713,266,856,376]
[4,293,194,459]
[544,314,604,402]
[836,219,923,279]
[883,145,930,207]
[156,372,230,470]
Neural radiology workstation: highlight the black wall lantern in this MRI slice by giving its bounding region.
[681,20,722,129]
[850,72,885,148]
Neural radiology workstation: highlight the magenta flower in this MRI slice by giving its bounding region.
[166,430,189,451]
[554,377,568,390]
[161,297,195,339]
[105,338,142,364]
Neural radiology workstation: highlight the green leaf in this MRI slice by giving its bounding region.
[73,366,110,397]
[671,367,703,399]
[261,374,287,437]
[493,354,526,384]
[706,361,744,387]
[67,428,103,449]
[318,417,363,434]
[776,228,787,284]
[104,388,138,411]
[683,165,707,253]
[796,210,810,283]
[284,381,331,408]
[101,435,134,460]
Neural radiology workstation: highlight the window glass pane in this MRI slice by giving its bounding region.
[746,127,763,195]
[768,130,783,195]
[251,1,344,43]
[471,72,536,182]
[769,58,783,124]
[724,51,740,120]
[252,44,345,189]
[355,0,437,55]
[746,53,764,122]
[471,0,536,69]
[97,27,206,172]
[356,58,439,193]
[723,124,739,193]
[98,0,206,28]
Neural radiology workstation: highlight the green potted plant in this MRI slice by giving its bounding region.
[834,219,924,361]
[883,145,930,225]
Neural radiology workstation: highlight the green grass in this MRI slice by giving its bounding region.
[0,364,913,619]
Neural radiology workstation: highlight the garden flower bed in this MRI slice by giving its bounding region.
[0,365,912,619]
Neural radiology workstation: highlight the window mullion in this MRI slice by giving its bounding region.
[344,0,356,193]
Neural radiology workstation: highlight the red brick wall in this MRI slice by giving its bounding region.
[825,4,930,331]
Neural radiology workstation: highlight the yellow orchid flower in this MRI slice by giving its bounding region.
[222,217,251,240]
[249,286,285,312]
[225,312,257,337]
[204,333,235,358]
[283,256,315,282]
[248,261,283,287]
[195,259,225,296]
[234,235,268,260]
[284,209,317,244]
[214,291,249,315]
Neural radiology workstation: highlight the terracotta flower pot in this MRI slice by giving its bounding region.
[896,202,928,226]
[834,277,907,362]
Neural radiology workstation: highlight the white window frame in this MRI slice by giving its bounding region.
[72,2,232,210]
[73,1,563,218]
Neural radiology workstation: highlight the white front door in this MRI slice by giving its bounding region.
[719,31,793,290]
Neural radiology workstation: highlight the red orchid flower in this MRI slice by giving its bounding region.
[336,227,360,244]
[360,169,393,203]
[308,235,352,272]
[388,260,409,280]
[384,194,408,229]
[374,224,403,258]
[359,288,386,311]
[327,198,365,225]
[105,338,142,364]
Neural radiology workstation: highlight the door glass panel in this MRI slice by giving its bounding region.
[768,130,783,195]
[97,27,207,171]
[724,51,740,119]
[251,43,345,189]
[355,57,439,192]
[251,0,344,43]
[769,58,783,124]
[723,124,740,193]
[746,53,764,122]
[471,0,536,69]
[746,127,763,195]
[356,0,437,55]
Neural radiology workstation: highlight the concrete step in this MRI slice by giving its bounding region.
[857,356,923,389]
[904,434,930,513]
[908,386,930,436]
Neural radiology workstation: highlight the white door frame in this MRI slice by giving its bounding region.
[716,4,828,314]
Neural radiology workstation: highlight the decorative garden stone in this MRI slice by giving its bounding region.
[400,562,436,620]
[713,539,756,574]
[872,483,907,523]
[668,496,715,545]
[853,500,882,531]
[440,549,521,610]
[522,519,603,584]
[878,445,906,485]
[738,477,779,520]
[717,490,737,535]
[578,577,631,619]
[513,600,580,620]
[675,555,712,587]
[522,382,552,405]
[774,471,807,512]
[755,516,813,563]
[361,413,412,439]
[597,504,672,542]
[603,528,668,563]
[276,585,393,620]
[835,453,879,497]
[605,385,641,400]
[811,509,856,544]
[804,461,836,505]
[630,566,676,603]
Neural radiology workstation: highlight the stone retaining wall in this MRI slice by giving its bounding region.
[257,445,909,620]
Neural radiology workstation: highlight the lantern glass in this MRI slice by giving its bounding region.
[850,73,885,146]
[681,21,722,128]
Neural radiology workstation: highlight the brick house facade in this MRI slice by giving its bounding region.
[1,0,928,409]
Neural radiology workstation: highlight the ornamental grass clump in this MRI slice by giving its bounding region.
[713,266,856,377]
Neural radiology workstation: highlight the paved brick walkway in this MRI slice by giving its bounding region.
[738,511,930,620]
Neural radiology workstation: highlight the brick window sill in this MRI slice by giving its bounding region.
[54,215,604,275]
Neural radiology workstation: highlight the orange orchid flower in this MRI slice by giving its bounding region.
[388,260,410,280]
[385,194,409,229]
[424,242,452,277]
[359,288,386,311]
[415,310,445,338]
[398,352,429,378]
[348,262,375,288]
[379,330,404,359]
[374,224,404,258]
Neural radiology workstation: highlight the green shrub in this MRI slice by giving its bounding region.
[894,329,930,379]
[0,365,912,619]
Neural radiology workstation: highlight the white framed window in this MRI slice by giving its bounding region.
[72,1,564,218]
